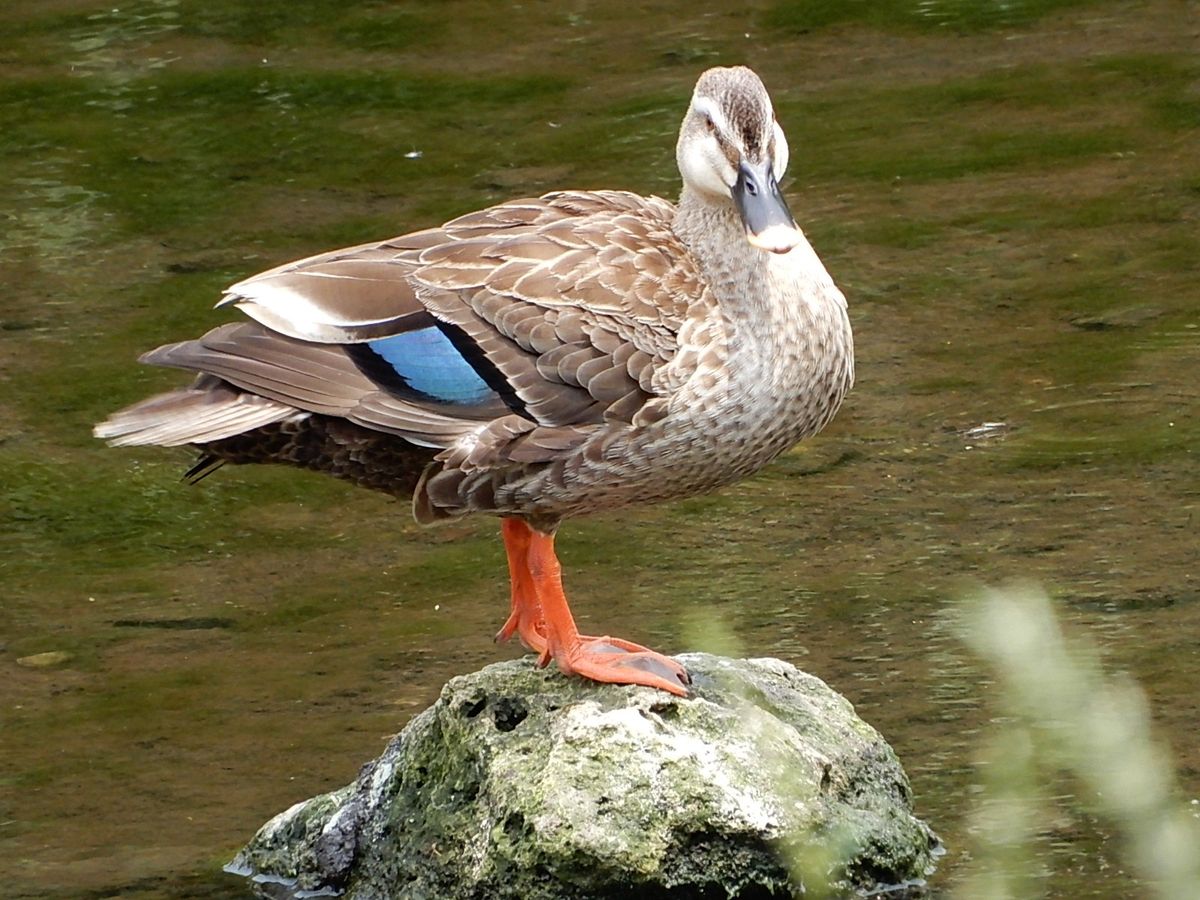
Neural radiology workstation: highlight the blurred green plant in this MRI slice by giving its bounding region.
[955,584,1200,899]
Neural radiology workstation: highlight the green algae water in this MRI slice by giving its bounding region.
[2,1,1197,897]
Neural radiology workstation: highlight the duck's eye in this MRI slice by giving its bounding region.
[703,115,717,134]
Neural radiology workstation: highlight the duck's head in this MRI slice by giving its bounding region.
[677,66,800,254]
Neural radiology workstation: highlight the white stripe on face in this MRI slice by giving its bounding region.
[690,95,731,138]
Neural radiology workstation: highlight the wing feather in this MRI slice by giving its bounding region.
[94,376,299,447]
[140,323,481,447]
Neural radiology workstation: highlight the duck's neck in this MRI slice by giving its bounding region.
[672,186,771,310]
[673,187,743,262]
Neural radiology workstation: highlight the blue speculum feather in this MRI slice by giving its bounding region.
[367,327,497,405]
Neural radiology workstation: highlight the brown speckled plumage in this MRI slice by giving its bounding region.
[97,66,854,694]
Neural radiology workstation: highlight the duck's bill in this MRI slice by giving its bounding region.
[733,162,802,254]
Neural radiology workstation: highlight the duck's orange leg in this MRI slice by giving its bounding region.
[495,518,550,662]
[522,524,690,696]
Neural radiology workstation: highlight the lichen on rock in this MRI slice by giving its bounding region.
[229,653,940,899]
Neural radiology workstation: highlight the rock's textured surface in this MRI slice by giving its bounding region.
[230,654,939,898]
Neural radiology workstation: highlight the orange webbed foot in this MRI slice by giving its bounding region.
[558,636,690,696]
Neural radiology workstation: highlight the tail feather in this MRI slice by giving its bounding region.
[94,376,301,448]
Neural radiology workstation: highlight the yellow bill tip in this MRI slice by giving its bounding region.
[746,224,802,255]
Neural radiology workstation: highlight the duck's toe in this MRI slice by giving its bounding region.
[559,636,690,696]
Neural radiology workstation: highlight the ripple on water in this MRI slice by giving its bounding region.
[67,0,182,106]
[2,175,109,275]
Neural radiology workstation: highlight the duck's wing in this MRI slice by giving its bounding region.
[218,190,709,428]
[219,190,686,346]
[109,191,712,464]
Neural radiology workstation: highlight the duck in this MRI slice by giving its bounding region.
[95,66,855,697]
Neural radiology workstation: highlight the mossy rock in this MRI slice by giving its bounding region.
[229,653,939,898]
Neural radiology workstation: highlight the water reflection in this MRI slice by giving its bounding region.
[3,176,107,274]
[68,0,181,90]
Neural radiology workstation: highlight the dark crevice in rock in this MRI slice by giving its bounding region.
[460,693,488,718]
[491,695,528,732]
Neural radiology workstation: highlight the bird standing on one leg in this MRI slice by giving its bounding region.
[96,66,855,697]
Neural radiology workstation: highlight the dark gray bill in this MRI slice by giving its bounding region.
[732,161,801,254]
